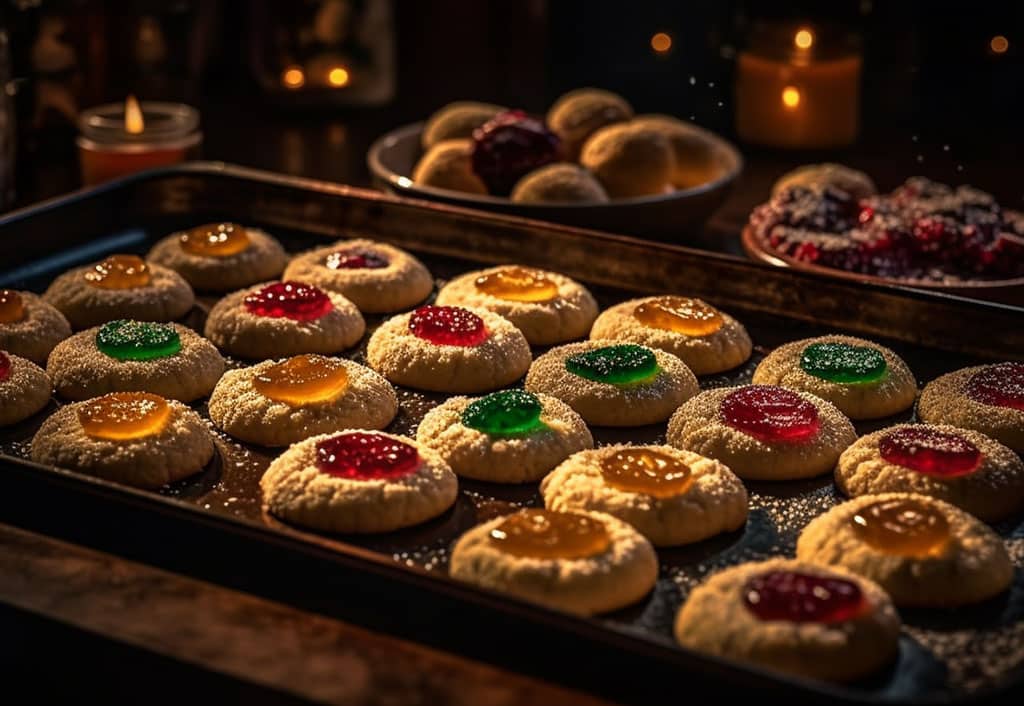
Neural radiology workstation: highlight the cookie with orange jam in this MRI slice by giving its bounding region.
[674,558,900,682]
[260,430,458,533]
[589,295,752,375]
[366,305,531,393]
[541,444,747,546]
[797,493,1012,607]
[30,392,214,488]
[147,222,287,292]
[47,320,224,402]
[667,384,856,480]
[0,289,72,364]
[204,281,365,359]
[416,390,593,483]
[283,238,433,313]
[525,340,697,426]
[209,355,397,446]
[835,423,1024,521]
[434,265,598,345]
[0,351,51,426]
[752,335,916,420]
[448,508,657,615]
[42,254,195,330]
[918,363,1024,453]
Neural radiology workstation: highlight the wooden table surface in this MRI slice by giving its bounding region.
[0,523,614,706]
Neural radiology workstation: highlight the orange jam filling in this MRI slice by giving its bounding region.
[851,497,950,557]
[474,267,559,303]
[0,289,25,323]
[633,296,724,336]
[253,354,349,405]
[179,222,251,257]
[77,392,171,441]
[83,255,152,290]
[488,509,610,560]
[599,448,693,499]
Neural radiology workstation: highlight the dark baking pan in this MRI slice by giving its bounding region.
[1,163,1022,705]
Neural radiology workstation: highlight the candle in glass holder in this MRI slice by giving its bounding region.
[76,96,202,185]
[735,24,861,149]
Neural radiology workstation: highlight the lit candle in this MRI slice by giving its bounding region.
[76,96,202,186]
[735,24,862,149]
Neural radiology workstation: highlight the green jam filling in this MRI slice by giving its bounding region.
[565,344,659,385]
[461,390,546,436]
[799,342,887,384]
[96,320,182,361]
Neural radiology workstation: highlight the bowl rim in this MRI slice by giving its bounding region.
[367,120,745,209]
[741,224,1024,291]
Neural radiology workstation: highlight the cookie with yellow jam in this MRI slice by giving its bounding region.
[30,392,214,488]
[435,265,598,345]
[797,493,1013,606]
[449,508,657,615]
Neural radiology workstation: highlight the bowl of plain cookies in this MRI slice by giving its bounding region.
[367,88,743,240]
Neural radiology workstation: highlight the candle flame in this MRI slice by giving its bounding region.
[794,28,814,50]
[782,86,801,109]
[327,66,350,87]
[124,95,144,134]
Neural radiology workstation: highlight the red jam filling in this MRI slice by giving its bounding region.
[243,281,333,321]
[0,351,11,382]
[719,385,820,444]
[743,570,866,623]
[325,249,389,270]
[966,363,1024,412]
[315,432,420,480]
[408,305,487,347]
[878,426,982,478]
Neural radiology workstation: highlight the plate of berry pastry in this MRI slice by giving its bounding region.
[743,163,1024,301]
[367,88,742,239]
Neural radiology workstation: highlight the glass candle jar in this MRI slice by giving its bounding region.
[735,23,862,149]
[76,97,201,185]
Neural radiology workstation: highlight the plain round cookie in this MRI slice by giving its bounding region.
[589,297,752,375]
[413,139,488,195]
[282,239,434,313]
[674,558,900,682]
[797,492,1013,607]
[416,392,593,483]
[540,444,748,546]
[147,226,288,292]
[0,353,51,426]
[204,284,365,359]
[47,323,225,402]
[631,114,720,189]
[434,266,599,345]
[366,307,531,393]
[834,423,1024,522]
[0,291,72,364]
[525,340,698,427]
[579,122,674,198]
[918,365,1024,453]
[260,431,458,533]
[30,397,215,488]
[752,335,916,420]
[510,164,609,204]
[422,101,505,150]
[666,386,856,481]
[43,259,195,330]
[209,357,398,447]
[546,88,633,161]
[448,509,657,616]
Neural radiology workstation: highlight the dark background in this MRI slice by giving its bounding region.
[2,0,1023,226]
